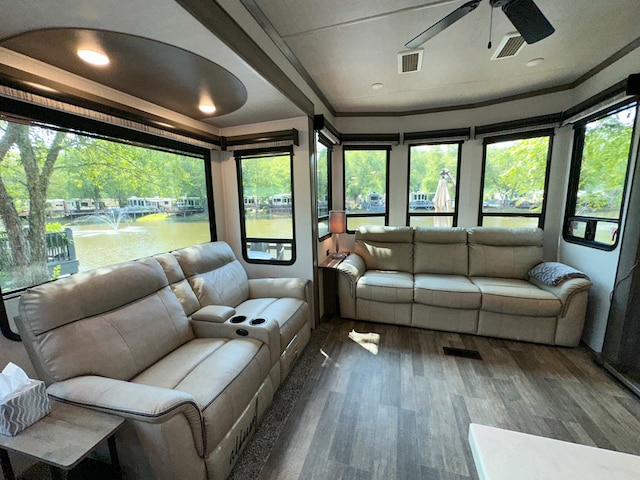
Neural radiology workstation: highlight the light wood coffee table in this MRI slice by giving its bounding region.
[0,401,124,480]
[469,423,640,480]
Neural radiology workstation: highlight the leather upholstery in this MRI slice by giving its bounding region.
[16,241,311,480]
[337,226,592,346]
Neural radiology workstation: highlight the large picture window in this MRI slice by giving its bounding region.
[479,131,553,228]
[0,118,212,295]
[236,148,295,263]
[564,102,637,249]
[408,143,460,227]
[343,146,389,231]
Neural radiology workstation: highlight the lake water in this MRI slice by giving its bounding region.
[70,216,211,271]
[69,214,295,271]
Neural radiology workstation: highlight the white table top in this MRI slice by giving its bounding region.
[469,423,640,480]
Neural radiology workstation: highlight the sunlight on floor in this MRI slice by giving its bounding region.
[348,329,380,354]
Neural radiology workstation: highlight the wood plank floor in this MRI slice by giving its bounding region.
[257,317,640,480]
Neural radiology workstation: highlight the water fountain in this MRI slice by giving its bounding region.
[90,209,131,231]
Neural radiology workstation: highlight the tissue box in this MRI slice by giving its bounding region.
[0,380,51,436]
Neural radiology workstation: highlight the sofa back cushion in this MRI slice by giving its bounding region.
[414,227,468,275]
[468,227,543,279]
[173,241,250,307]
[153,252,202,316]
[17,258,194,385]
[355,226,414,272]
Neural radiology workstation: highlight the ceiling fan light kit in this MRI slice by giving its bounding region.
[405,0,554,50]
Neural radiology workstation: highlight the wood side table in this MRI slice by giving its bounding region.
[319,255,347,319]
[0,401,124,480]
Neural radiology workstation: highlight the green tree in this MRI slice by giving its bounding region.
[484,137,550,207]
[0,121,68,288]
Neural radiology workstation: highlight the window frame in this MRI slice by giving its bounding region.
[562,101,638,251]
[478,129,554,229]
[235,146,296,265]
[316,133,333,241]
[406,140,462,227]
[1,97,217,339]
[342,144,391,233]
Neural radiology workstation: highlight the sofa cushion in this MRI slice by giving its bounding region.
[414,274,481,309]
[414,227,468,275]
[131,337,271,455]
[154,252,201,316]
[17,258,194,385]
[173,242,250,307]
[356,271,414,303]
[471,277,561,317]
[468,227,543,279]
[355,226,414,272]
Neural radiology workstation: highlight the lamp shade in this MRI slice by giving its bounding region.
[329,210,346,234]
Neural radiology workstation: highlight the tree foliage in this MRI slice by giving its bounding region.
[483,136,550,208]
[0,119,207,291]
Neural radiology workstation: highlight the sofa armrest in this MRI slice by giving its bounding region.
[47,376,205,455]
[47,376,201,422]
[336,253,366,287]
[191,305,236,323]
[248,277,310,302]
[528,276,592,316]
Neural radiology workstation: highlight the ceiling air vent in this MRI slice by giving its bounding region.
[491,32,525,60]
[398,49,423,74]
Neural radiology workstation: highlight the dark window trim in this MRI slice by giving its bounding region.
[478,129,555,228]
[406,140,462,226]
[343,145,391,233]
[476,114,562,138]
[403,127,471,144]
[563,100,638,250]
[1,96,216,156]
[235,146,296,265]
[316,135,332,242]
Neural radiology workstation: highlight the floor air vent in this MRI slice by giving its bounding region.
[398,49,423,74]
[491,32,525,60]
[443,346,483,360]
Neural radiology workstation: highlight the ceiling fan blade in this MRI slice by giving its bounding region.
[404,0,481,49]
[501,0,554,44]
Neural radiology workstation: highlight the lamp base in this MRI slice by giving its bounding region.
[331,252,347,260]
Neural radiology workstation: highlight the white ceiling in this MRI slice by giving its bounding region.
[252,0,640,114]
[0,0,639,130]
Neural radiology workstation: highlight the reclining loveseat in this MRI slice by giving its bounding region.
[337,226,591,346]
[15,241,310,480]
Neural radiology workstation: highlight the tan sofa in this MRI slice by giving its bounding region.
[337,226,591,346]
[15,241,310,480]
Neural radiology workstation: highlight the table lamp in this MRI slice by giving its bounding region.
[329,210,347,259]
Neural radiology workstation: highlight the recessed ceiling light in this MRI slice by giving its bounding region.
[199,104,216,114]
[371,83,384,90]
[77,49,110,66]
[526,58,544,67]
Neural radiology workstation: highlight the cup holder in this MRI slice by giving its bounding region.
[250,318,266,325]
[230,315,247,324]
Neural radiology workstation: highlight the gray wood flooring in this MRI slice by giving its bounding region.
[257,317,640,480]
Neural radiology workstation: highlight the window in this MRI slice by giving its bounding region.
[0,117,213,295]
[236,148,295,263]
[479,131,553,228]
[343,146,389,231]
[408,143,460,227]
[316,135,331,239]
[564,102,637,249]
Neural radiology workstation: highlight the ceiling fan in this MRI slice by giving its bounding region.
[405,0,555,49]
